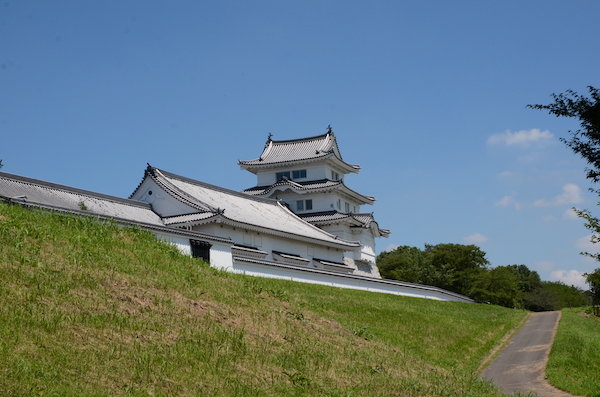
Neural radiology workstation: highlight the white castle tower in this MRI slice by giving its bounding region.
[239,127,389,277]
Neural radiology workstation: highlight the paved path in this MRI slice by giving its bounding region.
[482,311,580,396]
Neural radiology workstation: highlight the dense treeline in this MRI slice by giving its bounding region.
[377,244,588,310]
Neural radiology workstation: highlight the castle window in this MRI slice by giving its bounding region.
[276,171,291,181]
[292,170,307,179]
[296,199,313,212]
[331,171,340,181]
[190,240,211,262]
[345,202,350,213]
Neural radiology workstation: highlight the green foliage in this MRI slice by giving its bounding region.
[378,243,489,297]
[471,265,522,308]
[529,86,600,186]
[584,267,600,306]
[378,245,587,310]
[523,281,587,312]
[425,243,489,296]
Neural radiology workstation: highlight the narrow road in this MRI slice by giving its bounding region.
[482,311,580,397]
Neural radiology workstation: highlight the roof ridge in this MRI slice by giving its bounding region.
[151,166,286,206]
[268,131,330,144]
[1,171,151,209]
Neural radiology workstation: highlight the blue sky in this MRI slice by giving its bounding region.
[2,1,600,288]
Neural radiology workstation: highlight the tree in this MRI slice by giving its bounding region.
[471,265,522,308]
[425,243,489,296]
[529,86,600,188]
[584,268,600,307]
[530,87,600,306]
[377,243,489,297]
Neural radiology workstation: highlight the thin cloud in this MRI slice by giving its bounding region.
[534,184,584,207]
[487,129,554,147]
[463,233,488,244]
[564,208,580,220]
[550,269,587,289]
[494,193,521,210]
[576,234,599,253]
[534,260,557,272]
[384,243,399,252]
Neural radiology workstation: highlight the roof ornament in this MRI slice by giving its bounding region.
[261,132,273,157]
[327,125,333,134]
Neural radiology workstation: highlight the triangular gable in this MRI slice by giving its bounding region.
[132,166,361,250]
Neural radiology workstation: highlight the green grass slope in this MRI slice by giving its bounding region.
[0,202,527,397]
[547,308,600,396]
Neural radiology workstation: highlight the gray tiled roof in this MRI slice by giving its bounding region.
[298,210,391,237]
[0,171,164,225]
[238,131,360,171]
[242,178,375,204]
[0,171,233,244]
[142,167,361,249]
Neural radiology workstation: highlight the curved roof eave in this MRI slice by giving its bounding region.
[165,212,361,250]
[243,178,375,205]
[239,154,360,174]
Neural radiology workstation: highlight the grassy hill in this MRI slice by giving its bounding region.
[0,201,528,397]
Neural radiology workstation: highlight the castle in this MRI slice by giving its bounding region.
[0,129,472,303]
[239,128,389,277]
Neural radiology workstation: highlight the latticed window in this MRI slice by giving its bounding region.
[190,240,211,262]
[292,170,307,179]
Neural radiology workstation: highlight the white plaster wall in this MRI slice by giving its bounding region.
[153,232,193,256]
[143,227,470,304]
[231,259,473,303]
[210,242,234,270]
[150,230,233,271]
[269,191,339,214]
[131,179,196,217]
[255,164,327,186]
[193,223,347,266]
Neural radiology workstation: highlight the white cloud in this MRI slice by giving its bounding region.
[564,208,580,219]
[550,269,588,289]
[494,193,521,210]
[576,234,599,253]
[487,129,554,147]
[384,243,399,252]
[497,170,515,179]
[463,233,488,244]
[534,260,557,272]
[534,184,584,207]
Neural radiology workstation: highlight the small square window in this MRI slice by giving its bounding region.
[297,200,304,211]
[306,199,313,210]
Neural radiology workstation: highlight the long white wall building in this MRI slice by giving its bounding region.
[0,129,473,303]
